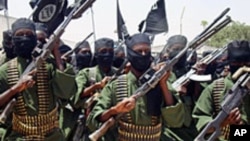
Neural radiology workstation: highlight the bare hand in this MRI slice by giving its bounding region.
[113,97,136,114]
[175,80,190,95]
[97,76,111,89]
[11,70,36,93]
[221,107,243,127]
[193,62,207,74]
[160,70,171,84]
[123,62,131,74]
[153,62,165,71]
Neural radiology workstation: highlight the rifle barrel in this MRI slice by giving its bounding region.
[90,7,232,141]
[198,7,230,37]
[61,32,94,59]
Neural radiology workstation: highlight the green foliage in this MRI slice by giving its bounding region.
[205,21,250,47]
[200,20,208,29]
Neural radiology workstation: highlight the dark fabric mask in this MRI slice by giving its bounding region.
[127,48,151,73]
[113,56,124,68]
[2,30,16,59]
[216,61,228,74]
[169,50,187,68]
[13,35,37,60]
[229,65,241,76]
[76,52,92,70]
[204,63,217,75]
[186,61,196,70]
[96,52,114,68]
[3,43,16,59]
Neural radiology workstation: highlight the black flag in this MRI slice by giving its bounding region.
[0,0,8,10]
[116,0,129,41]
[31,0,68,36]
[139,0,168,35]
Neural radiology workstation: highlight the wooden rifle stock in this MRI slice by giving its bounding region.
[88,117,116,141]
[0,99,16,124]
[195,72,250,141]
[89,42,191,141]
[1,0,96,123]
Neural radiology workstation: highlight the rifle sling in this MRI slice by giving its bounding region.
[115,74,161,140]
[115,74,159,125]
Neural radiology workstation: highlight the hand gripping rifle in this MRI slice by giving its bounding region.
[83,23,130,109]
[172,45,228,91]
[0,0,96,124]
[139,7,231,85]
[88,41,196,141]
[194,67,250,141]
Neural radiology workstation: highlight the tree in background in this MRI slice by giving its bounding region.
[205,21,250,47]
[200,20,208,30]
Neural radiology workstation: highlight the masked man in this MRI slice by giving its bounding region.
[87,33,185,141]
[69,38,117,140]
[192,40,250,140]
[74,40,93,72]
[0,18,77,141]
[0,30,16,65]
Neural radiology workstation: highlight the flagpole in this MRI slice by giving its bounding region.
[180,6,185,34]
[90,6,96,41]
[28,0,42,20]
[4,9,9,30]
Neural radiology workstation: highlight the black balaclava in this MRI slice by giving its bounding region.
[228,40,250,75]
[202,50,217,75]
[2,30,16,59]
[125,33,152,73]
[167,35,188,77]
[95,38,114,68]
[215,52,228,75]
[75,41,92,70]
[113,46,125,68]
[167,35,188,68]
[12,18,37,60]
[59,44,72,54]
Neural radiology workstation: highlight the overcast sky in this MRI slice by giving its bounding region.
[1,0,250,47]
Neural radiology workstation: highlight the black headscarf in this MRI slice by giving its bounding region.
[12,18,36,35]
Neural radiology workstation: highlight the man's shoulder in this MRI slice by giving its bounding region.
[0,50,6,64]
[0,58,13,78]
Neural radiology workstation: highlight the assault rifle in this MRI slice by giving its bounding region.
[88,41,195,141]
[172,45,228,91]
[73,114,89,141]
[194,67,250,141]
[24,0,96,75]
[0,0,96,124]
[139,8,231,85]
[83,24,130,109]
